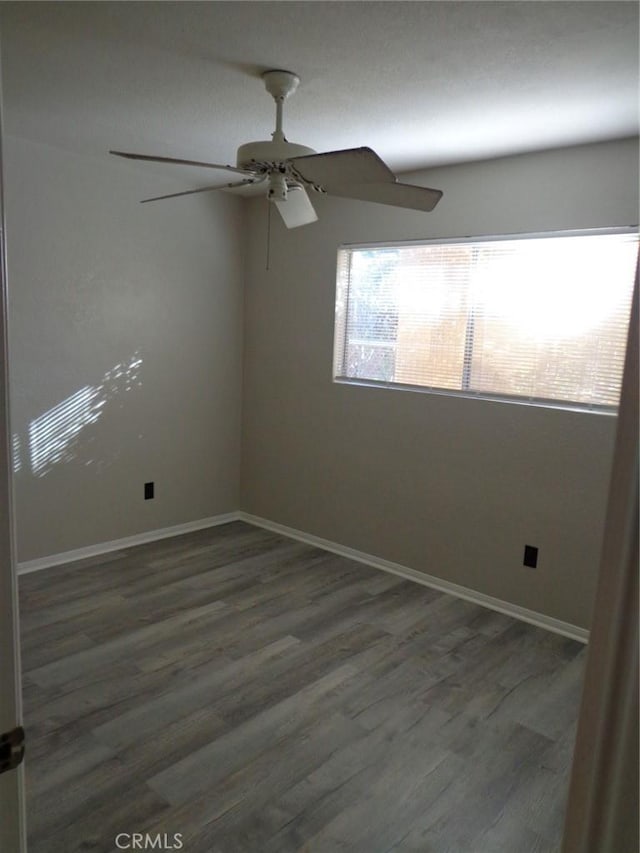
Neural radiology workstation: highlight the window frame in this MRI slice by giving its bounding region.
[332,227,639,415]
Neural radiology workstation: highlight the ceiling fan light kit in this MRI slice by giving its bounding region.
[274,184,318,227]
[110,69,442,228]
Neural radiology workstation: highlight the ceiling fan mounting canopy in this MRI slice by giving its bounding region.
[261,69,300,101]
[110,68,443,227]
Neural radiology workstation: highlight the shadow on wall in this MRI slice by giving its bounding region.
[12,352,143,478]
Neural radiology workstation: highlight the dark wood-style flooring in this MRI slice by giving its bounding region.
[19,521,586,852]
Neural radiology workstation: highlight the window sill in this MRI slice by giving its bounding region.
[333,376,618,415]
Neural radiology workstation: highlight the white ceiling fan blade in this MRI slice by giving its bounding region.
[324,180,443,212]
[288,147,395,190]
[141,178,261,203]
[274,186,318,228]
[110,150,255,176]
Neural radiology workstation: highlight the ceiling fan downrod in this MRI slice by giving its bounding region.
[262,70,302,203]
[262,69,300,144]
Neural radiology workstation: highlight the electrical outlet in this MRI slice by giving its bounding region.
[523,545,538,568]
[144,482,154,500]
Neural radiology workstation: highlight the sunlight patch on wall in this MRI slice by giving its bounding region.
[27,352,143,477]
[12,433,22,473]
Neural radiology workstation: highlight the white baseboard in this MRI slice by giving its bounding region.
[18,508,589,644]
[239,512,589,644]
[17,512,242,575]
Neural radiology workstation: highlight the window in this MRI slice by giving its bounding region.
[333,231,638,410]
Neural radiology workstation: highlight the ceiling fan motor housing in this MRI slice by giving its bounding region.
[236,140,316,171]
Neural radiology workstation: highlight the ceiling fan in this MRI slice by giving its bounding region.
[110,70,443,229]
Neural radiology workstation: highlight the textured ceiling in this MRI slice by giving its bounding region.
[0,1,638,179]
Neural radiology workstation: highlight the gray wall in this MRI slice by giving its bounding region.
[6,135,637,628]
[6,137,245,561]
[241,138,639,630]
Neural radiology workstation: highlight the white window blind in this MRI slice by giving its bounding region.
[333,232,638,410]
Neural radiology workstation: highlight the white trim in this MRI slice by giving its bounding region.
[17,508,589,644]
[333,376,617,416]
[239,512,590,644]
[17,512,242,575]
